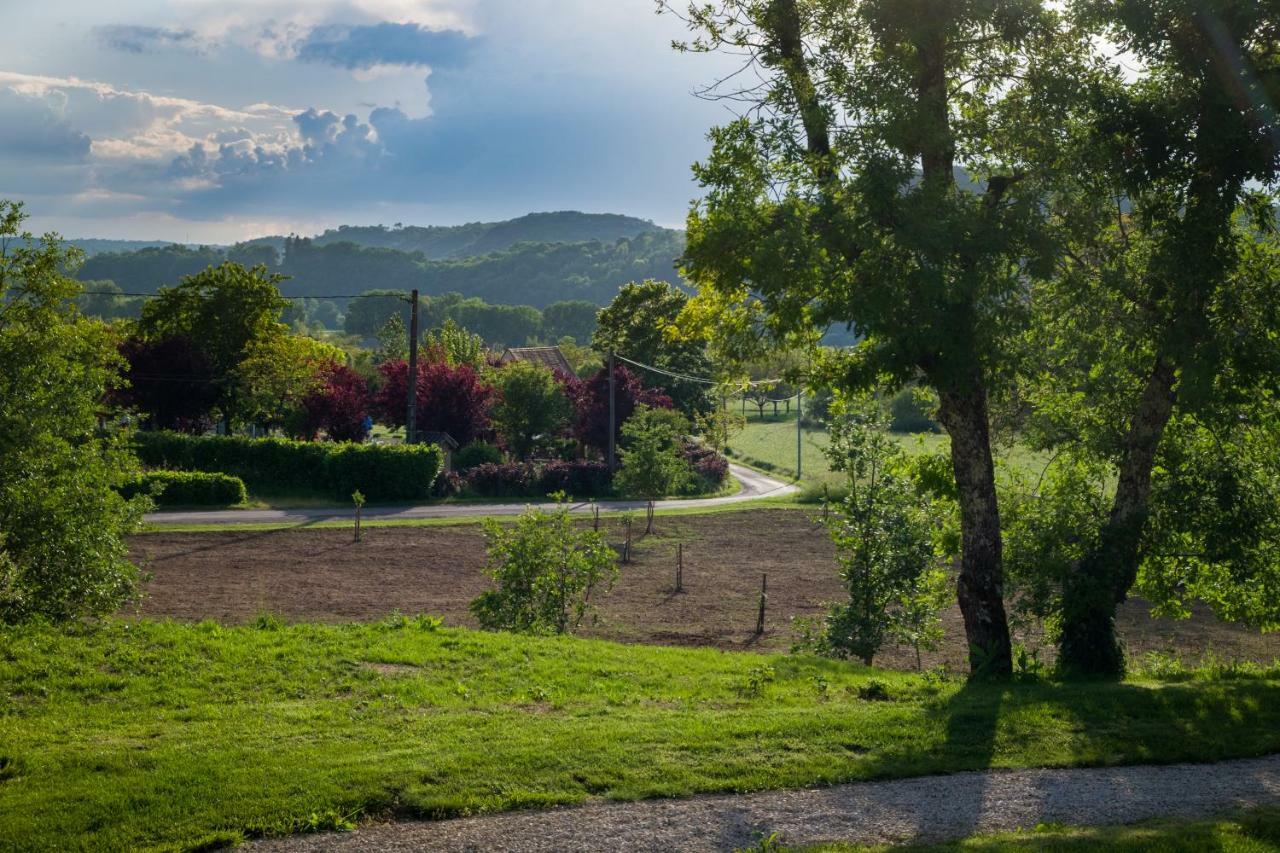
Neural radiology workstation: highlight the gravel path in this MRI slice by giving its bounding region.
[146,464,796,527]
[247,754,1280,852]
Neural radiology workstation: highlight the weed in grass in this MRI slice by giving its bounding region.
[856,680,891,702]
[252,612,284,631]
[739,664,777,697]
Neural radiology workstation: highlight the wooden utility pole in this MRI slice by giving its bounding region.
[796,391,803,481]
[607,350,617,473]
[406,289,419,444]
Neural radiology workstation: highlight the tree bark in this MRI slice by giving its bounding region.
[1059,357,1178,676]
[937,384,1013,678]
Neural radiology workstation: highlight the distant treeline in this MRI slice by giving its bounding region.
[73,211,685,309]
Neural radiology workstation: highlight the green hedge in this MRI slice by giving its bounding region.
[133,432,443,502]
[121,471,248,507]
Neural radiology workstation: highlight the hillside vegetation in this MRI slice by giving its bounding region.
[75,212,684,309]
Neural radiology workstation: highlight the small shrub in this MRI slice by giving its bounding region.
[470,497,618,635]
[454,441,503,471]
[537,460,612,497]
[679,438,730,494]
[120,471,247,507]
[464,462,536,498]
[432,470,464,498]
[856,680,891,702]
[738,664,776,697]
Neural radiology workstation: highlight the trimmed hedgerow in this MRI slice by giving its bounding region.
[120,471,248,507]
[133,432,442,502]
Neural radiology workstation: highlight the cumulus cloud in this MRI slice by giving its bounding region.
[0,89,92,162]
[296,22,472,69]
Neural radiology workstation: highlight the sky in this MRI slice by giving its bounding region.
[0,0,742,242]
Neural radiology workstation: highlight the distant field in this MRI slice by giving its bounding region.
[726,411,1046,488]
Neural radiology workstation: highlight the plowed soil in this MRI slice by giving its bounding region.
[128,509,1280,671]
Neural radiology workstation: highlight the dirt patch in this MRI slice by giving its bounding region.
[127,509,1280,671]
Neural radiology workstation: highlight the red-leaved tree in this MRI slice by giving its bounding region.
[373,359,494,445]
[300,363,371,442]
[565,364,672,454]
[116,335,220,433]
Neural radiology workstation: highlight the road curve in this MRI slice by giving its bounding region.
[142,463,798,527]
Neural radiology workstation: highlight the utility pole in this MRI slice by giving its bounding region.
[796,390,803,481]
[406,289,419,444]
[607,350,617,473]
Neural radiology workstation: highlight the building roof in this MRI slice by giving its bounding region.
[418,431,460,450]
[501,346,574,376]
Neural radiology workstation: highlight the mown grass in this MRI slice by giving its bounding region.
[796,808,1280,852]
[4,620,1280,851]
[727,413,1046,489]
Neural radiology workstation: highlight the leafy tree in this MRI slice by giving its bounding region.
[235,333,345,432]
[566,364,673,455]
[423,318,485,368]
[374,314,408,363]
[116,335,220,432]
[593,280,714,417]
[470,497,618,634]
[489,361,571,459]
[1012,0,1280,675]
[667,0,1069,677]
[372,360,494,445]
[344,290,414,340]
[795,402,947,666]
[615,406,692,532]
[300,363,372,442]
[136,262,288,428]
[543,300,599,342]
[0,201,147,623]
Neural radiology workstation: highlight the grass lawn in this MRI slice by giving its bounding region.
[727,413,1046,489]
[798,808,1280,852]
[4,621,1280,850]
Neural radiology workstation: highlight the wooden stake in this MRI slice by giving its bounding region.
[755,573,768,635]
[676,543,684,593]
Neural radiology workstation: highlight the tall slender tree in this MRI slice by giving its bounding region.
[668,0,1069,676]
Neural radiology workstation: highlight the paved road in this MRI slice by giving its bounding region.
[143,463,798,527]
[248,754,1280,852]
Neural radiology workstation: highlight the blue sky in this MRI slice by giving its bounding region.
[0,1,740,241]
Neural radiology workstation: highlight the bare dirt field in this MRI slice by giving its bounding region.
[127,508,1280,672]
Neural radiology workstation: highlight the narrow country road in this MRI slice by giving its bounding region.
[246,754,1280,852]
[143,463,797,527]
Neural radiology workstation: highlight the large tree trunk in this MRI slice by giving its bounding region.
[937,385,1013,678]
[1058,358,1178,676]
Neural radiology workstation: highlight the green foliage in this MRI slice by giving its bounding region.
[374,313,408,363]
[594,280,714,416]
[424,318,485,368]
[888,387,940,434]
[470,498,618,634]
[136,261,289,426]
[454,441,503,471]
[132,431,442,502]
[120,471,247,507]
[802,401,949,666]
[615,406,693,529]
[0,201,147,624]
[488,361,571,459]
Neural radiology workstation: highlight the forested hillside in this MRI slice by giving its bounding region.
[75,212,684,309]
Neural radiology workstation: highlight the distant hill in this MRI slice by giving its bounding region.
[67,239,195,257]
[303,211,664,259]
[74,212,686,309]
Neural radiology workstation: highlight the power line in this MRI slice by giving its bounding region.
[613,352,789,388]
[79,291,402,301]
